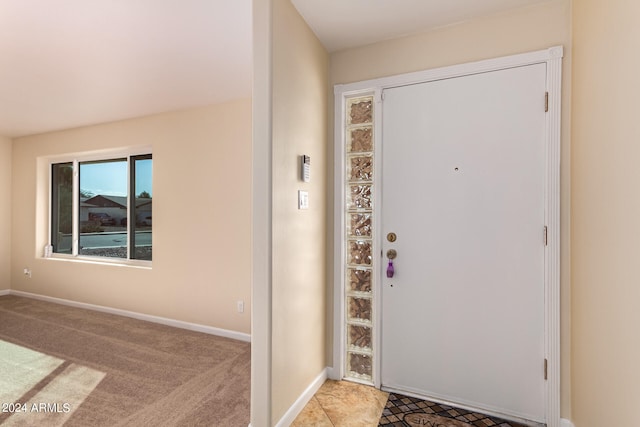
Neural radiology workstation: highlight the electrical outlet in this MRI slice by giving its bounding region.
[237,300,244,313]
[23,268,32,279]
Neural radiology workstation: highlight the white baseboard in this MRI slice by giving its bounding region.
[275,368,328,427]
[9,290,251,343]
[561,418,575,427]
[0,289,10,296]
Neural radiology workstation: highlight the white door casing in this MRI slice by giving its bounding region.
[333,46,562,426]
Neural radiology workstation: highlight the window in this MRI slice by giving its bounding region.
[50,153,152,262]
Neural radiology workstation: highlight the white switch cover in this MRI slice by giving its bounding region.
[298,190,309,210]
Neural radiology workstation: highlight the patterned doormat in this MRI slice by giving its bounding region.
[379,393,530,427]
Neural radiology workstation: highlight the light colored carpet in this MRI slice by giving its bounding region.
[0,295,250,426]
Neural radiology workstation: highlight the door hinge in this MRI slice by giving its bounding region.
[544,226,548,246]
[544,358,548,380]
[544,92,549,112]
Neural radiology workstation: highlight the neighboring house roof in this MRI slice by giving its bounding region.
[84,195,126,208]
[137,201,152,211]
[83,195,152,209]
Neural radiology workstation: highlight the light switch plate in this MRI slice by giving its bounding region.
[298,190,309,210]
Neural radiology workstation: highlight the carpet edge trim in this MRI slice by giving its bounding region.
[7,290,251,342]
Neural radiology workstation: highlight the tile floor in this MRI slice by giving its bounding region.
[292,380,388,426]
[292,380,534,427]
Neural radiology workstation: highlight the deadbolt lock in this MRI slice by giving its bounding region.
[387,232,397,243]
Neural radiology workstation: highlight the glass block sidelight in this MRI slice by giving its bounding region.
[345,94,375,385]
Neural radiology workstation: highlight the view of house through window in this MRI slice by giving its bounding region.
[51,154,152,261]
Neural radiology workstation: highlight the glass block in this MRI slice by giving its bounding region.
[348,352,372,378]
[348,98,373,125]
[348,240,372,266]
[348,268,372,293]
[348,185,372,210]
[348,213,372,238]
[348,156,373,181]
[348,324,372,350]
[348,126,373,152]
[348,297,372,322]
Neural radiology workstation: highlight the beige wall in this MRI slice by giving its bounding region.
[271,0,329,423]
[572,1,640,426]
[10,100,252,334]
[331,0,571,83]
[0,135,11,290]
[251,0,273,424]
[328,0,573,419]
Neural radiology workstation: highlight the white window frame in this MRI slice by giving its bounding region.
[47,146,152,268]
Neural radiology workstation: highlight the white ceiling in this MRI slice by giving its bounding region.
[291,0,552,53]
[0,0,252,138]
[2,0,552,138]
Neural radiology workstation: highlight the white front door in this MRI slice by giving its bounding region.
[380,63,547,423]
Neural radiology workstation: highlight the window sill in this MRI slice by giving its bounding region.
[44,254,152,270]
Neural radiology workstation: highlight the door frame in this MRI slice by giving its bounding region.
[332,46,563,426]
